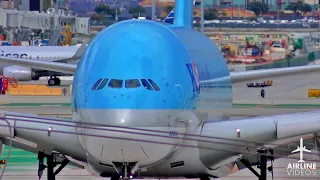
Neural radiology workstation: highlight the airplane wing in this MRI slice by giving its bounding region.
[0,110,87,170]
[229,64,320,83]
[303,148,312,152]
[202,64,320,84]
[292,148,301,153]
[200,110,320,174]
[0,41,89,74]
[0,56,77,74]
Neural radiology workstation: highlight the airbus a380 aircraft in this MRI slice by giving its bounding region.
[0,44,86,86]
[0,1,320,180]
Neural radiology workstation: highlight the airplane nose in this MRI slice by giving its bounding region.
[76,109,187,167]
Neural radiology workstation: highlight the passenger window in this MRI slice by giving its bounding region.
[141,79,153,91]
[97,78,109,90]
[125,79,141,88]
[148,79,160,91]
[108,79,123,89]
[91,78,102,90]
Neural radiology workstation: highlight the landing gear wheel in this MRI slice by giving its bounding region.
[48,78,56,86]
[55,78,61,85]
[111,176,120,180]
[48,78,61,86]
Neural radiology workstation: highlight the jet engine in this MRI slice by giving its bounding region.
[3,66,40,81]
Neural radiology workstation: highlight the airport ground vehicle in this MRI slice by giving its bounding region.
[0,76,17,95]
[247,80,273,87]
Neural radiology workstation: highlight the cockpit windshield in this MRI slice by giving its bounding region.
[97,78,109,90]
[148,79,160,91]
[91,78,102,90]
[108,79,123,89]
[141,79,153,91]
[125,79,141,88]
[91,78,160,91]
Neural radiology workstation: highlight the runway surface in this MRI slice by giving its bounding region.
[0,73,319,180]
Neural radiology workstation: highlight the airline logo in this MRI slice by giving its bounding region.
[192,61,199,87]
[0,51,28,58]
[186,62,200,94]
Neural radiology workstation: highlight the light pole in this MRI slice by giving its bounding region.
[152,0,156,20]
[201,0,204,33]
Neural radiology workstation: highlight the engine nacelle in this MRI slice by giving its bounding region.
[3,66,39,81]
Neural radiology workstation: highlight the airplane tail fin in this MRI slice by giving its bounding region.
[163,8,175,24]
[55,39,89,63]
[164,0,198,27]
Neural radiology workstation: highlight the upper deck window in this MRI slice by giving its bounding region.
[108,79,123,89]
[141,79,153,91]
[125,79,141,88]
[97,78,109,90]
[91,78,102,90]
[148,79,160,91]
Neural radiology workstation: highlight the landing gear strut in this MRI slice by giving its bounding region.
[240,149,274,180]
[111,162,139,180]
[48,76,61,86]
[38,152,70,180]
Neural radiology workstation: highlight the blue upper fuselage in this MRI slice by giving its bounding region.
[72,20,231,111]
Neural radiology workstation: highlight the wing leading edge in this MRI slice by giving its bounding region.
[0,42,89,74]
[200,64,320,84]
[0,110,87,168]
[0,56,77,74]
[230,64,320,83]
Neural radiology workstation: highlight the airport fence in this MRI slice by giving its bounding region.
[244,53,314,71]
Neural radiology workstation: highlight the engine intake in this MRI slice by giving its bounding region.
[3,66,40,81]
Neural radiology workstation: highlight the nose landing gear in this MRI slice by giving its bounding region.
[111,162,139,180]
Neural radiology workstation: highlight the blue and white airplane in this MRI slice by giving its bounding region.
[0,0,320,180]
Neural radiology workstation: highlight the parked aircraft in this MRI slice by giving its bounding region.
[0,0,320,180]
[0,43,86,86]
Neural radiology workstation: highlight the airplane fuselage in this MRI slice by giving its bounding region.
[72,19,234,178]
[0,46,79,74]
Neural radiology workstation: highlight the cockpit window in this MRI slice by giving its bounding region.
[97,78,109,90]
[108,79,123,89]
[148,79,160,91]
[125,79,141,88]
[141,79,153,91]
[91,78,102,90]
